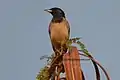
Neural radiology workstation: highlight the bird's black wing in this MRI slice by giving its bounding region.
[48,22,52,38]
[64,18,70,39]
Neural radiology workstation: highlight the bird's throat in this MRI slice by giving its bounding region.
[52,17,63,23]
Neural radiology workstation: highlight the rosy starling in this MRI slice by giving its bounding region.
[45,7,70,56]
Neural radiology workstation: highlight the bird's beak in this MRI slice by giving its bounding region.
[44,9,52,13]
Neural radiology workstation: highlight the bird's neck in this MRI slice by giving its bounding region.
[52,17,64,23]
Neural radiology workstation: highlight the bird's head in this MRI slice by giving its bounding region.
[44,7,65,18]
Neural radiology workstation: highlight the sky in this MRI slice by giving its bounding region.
[0,0,120,80]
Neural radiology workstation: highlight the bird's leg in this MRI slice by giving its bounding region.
[60,41,64,55]
[54,47,61,56]
[60,46,63,55]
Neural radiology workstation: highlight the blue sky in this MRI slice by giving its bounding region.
[0,0,120,80]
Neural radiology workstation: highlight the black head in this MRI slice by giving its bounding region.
[44,7,65,18]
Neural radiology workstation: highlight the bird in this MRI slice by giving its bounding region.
[44,7,70,56]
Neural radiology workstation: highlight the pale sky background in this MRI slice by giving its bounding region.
[0,0,119,80]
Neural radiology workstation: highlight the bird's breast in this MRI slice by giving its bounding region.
[50,22,69,42]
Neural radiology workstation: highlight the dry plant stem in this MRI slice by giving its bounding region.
[70,56,75,80]
[48,54,63,79]
[79,53,110,80]
[71,39,100,80]
[63,47,83,80]
[80,52,100,80]
[89,56,100,80]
